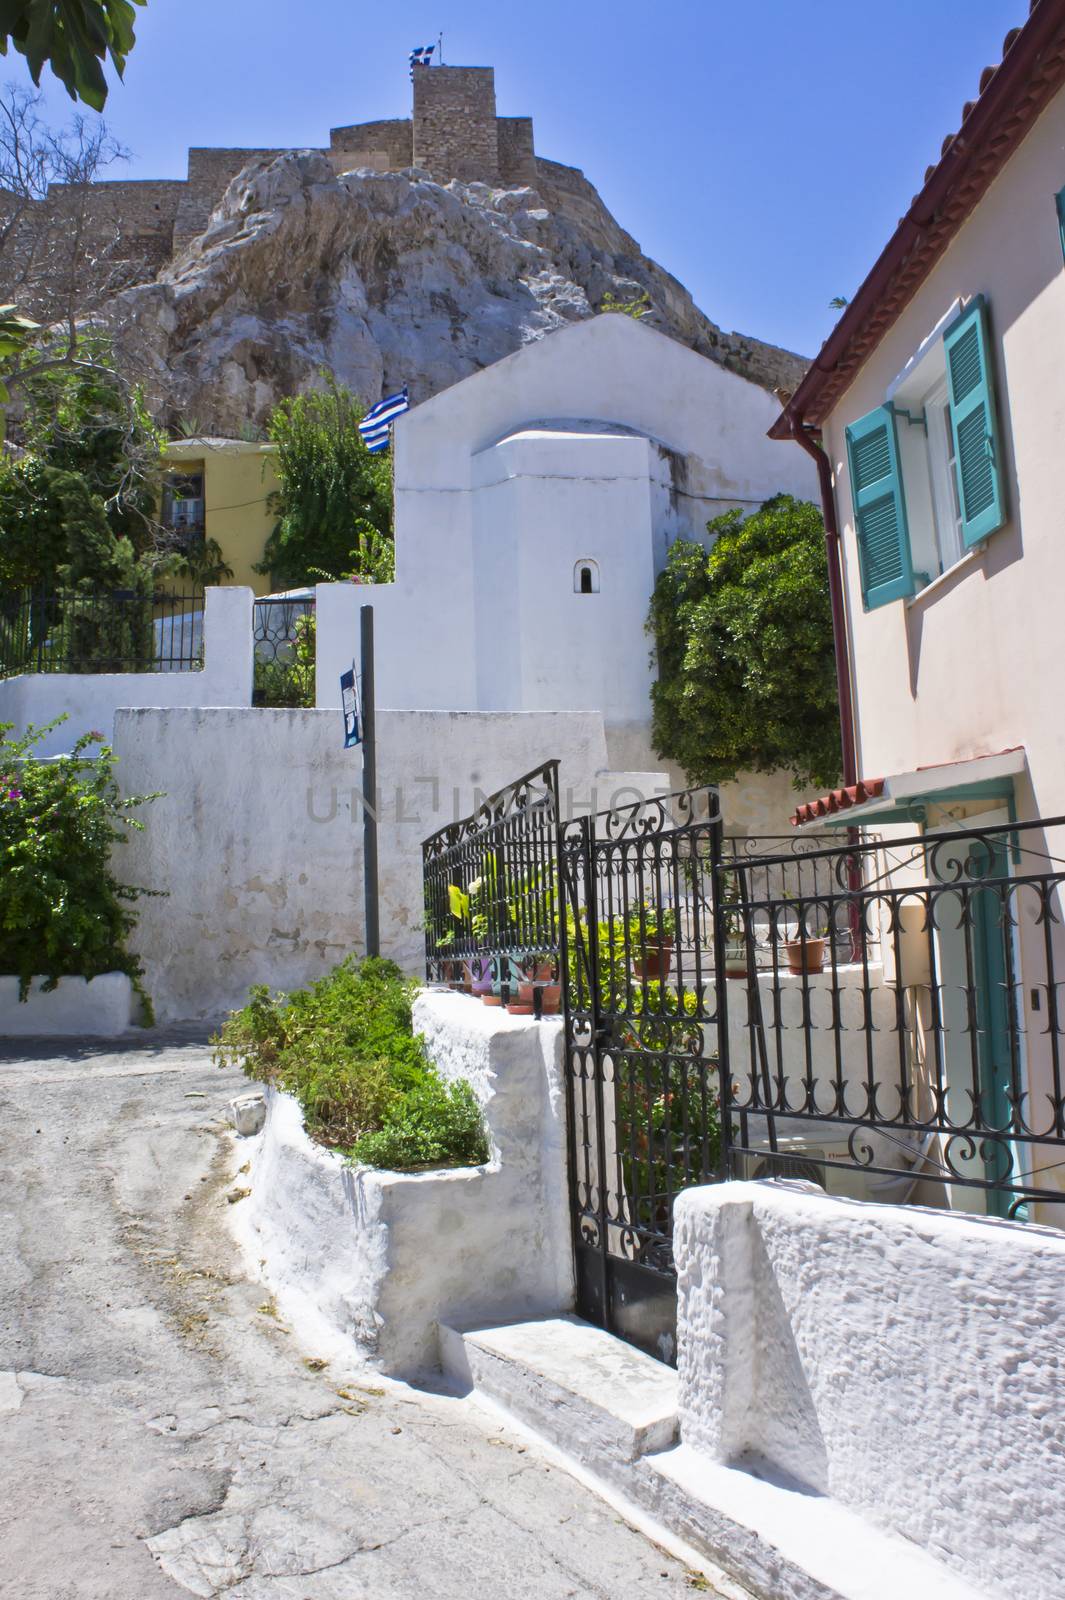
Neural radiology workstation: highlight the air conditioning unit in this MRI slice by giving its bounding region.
[739,1134,908,1203]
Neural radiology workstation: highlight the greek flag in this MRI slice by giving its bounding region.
[358,387,409,454]
[409,43,435,72]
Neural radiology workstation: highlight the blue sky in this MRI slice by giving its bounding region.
[27,0,1022,357]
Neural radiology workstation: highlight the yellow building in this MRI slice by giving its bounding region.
[161,437,279,596]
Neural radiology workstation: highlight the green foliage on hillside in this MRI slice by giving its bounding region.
[647,495,841,792]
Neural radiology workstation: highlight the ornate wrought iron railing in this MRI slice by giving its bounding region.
[557,784,726,1358]
[0,589,205,677]
[422,759,562,1010]
[720,815,1065,1219]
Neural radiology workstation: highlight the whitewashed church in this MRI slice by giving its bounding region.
[315,313,817,824]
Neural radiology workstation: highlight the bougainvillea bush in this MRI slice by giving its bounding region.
[0,718,157,1005]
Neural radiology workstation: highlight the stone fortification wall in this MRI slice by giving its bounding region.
[173,147,290,250]
[1,68,536,300]
[497,117,537,185]
[328,118,413,173]
[413,66,500,182]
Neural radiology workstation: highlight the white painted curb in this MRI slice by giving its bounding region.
[0,973,136,1037]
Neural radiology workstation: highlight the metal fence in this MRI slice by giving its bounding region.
[252,595,315,708]
[421,771,1065,1359]
[0,590,205,677]
[422,759,562,1010]
[721,816,1065,1219]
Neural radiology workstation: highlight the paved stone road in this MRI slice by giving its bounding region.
[0,1031,722,1599]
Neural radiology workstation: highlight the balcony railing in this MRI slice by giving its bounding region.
[0,589,205,677]
[720,816,1065,1219]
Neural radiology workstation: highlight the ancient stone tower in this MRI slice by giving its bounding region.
[5,63,542,292]
[327,64,537,189]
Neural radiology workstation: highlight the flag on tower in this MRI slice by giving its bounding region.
[358,388,410,454]
[409,43,435,73]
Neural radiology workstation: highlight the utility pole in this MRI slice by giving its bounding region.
[360,604,379,958]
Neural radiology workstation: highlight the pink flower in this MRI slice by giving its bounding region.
[88,731,105,742]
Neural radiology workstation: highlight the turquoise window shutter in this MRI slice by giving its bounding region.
[844,404,914,609]
[944,295,1006,547]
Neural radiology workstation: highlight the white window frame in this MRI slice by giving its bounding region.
[884,299,972,589]
[923,379,965,574]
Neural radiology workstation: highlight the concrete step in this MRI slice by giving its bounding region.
[439,1313,678,1464]
[441,1315,984,1600]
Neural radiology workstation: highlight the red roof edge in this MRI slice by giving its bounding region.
[769,0,1065,439]
[790,778,885,829]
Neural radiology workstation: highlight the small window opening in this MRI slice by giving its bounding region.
[574,559,600,594]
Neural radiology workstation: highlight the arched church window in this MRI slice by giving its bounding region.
[575,559,600,594]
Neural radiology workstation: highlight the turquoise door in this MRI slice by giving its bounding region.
[968,837,1018,1218]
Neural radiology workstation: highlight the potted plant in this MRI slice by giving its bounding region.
[724,930,749,981]
[513,954,561,1015]
[444,881,498,997]
[780,903,828,974]
[630,905,676,981]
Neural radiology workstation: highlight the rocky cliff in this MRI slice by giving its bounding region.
[114,150,807,435]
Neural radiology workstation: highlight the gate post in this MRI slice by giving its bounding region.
[710,807,734,1183]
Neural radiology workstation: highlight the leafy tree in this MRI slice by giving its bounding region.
[0,0,145,111]
[259,377,394,589]
[15,342,164,543]
[0,716,157,1007]
[647,495,841,792]
[0,351,166,593]
[0,457,127,588]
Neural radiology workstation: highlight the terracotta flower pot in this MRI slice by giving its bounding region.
[785,937,826,975]
[481,993,503,1007]
[518,980,561,1015]
[632,938,673,981]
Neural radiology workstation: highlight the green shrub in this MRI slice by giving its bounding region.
[0,717,157,1006]
[213,956,489,1171]
[351,1078,487,1169]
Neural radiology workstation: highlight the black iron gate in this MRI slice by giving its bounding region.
[558,786,728,1363]
[423,768,1065,1364]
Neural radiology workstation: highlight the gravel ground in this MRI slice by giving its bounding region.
[0,1029,727,1599]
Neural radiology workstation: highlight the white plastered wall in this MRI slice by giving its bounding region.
[0,586,254,757]
[674,1180,1065,1600]
[820,85,1065,822]
[113,704,630,1020]
[238,990,572,1377]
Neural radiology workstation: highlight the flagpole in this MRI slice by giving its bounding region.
[438,32,444,64]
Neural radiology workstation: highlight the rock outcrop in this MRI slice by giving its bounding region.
[114,151,806,434]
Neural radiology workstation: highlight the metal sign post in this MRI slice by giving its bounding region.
[360,604,380,958]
